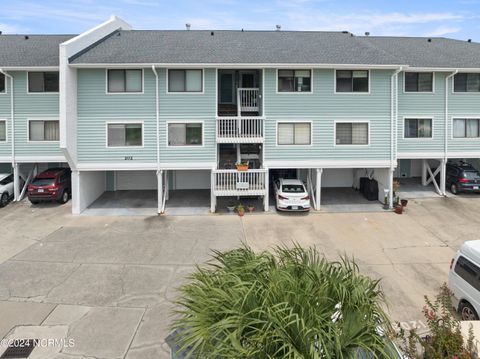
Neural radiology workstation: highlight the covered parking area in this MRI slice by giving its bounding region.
[394,158,445,199]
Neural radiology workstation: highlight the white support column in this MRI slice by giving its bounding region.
[388,168,394,209]
[210,169,216,213]
[157,169,163,214]
[165,171,169,201]
[263,168,269,212]
[13,163,20,201]
[315,168,323,211]
[421,159,427,186]
[71,170,81,215]
[440,158,447,196]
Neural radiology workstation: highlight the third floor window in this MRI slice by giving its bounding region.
[168,70,203,93]
[278,70,311,92]
[107,69,143,93]
[454,73,480,92]
[404,72,433,92]
[28,72,59,93]
[336,70,369,93]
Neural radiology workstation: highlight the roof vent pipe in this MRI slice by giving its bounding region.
[185,23,191,30]
[24,35,29,40]
[427,38,432,42]
[276,25,281,31]
[365,32,370,36]
[468,39,472,42]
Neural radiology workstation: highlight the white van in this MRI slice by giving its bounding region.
[448,240,480,320]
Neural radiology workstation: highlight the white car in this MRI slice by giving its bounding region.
[273,178,310,212]
[0,173,15,208]
[448,240,480,320]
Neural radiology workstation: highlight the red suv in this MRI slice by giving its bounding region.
[27,168,72,204]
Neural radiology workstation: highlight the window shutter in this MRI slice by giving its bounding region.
[278,123,294,145]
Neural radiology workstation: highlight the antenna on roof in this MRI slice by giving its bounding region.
[275,25,281,31]
[185,23,191,31]
[365,32,370,36]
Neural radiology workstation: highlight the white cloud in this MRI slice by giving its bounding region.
[423,26,461,37]
[0,23,28,34]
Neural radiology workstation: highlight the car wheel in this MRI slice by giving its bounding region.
[0,193,8,208]
[58,191,69,204]
[459,301,479,321]
[30,200,39,205]
[450,183,458,195]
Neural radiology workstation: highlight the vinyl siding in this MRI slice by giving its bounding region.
[76,68,216,165]
[263,68,393,162]
[448,76,480,155]
[0,71,62,159]
[397,72,446,155]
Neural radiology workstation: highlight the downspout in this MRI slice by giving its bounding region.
[389,66,402,208]
[151,65,159,172]
[0,69,14,167]
[445,70,458,161]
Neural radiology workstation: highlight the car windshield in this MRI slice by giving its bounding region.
[0,176,12,185]
[464,171,480,180]
[31,178,55,186]
[282,184,305,193]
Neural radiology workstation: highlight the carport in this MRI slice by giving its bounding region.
[395,159,444,199]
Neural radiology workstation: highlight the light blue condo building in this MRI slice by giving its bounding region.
[1,16,480,214]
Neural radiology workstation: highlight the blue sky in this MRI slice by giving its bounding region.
[1,0,480,40]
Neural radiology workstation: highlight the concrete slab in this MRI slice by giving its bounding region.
[0,301,56,339]
[396,177,441,199]
[42,305,92,326]
[83,190,157,216]
[62,307,144,359]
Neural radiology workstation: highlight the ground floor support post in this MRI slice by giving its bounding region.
[13,163,20,201]
[157,170,163,214]
[210,170,216,213]
[421,160,428,186]
[388,168,394,208]
[315,168,323,211]
[440,159,447,196]
[263,167,269,212]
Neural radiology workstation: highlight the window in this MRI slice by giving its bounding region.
[277,123,311,145]
[0,73,5,93]
[336,122,369,145]
[336,70,369,92]
[29,120,59,141]
[405,72,433,92]
[404,118,432,138]
[168,70,202,92]
[107,69,142,93]
[0,120,5,141]
[28,72,59,92]
[107,123,143,147]
[453,119,480,138]
[278,70,311,92]
[455,256,480,291]
[454,73,480,92]
[168,123,203,146]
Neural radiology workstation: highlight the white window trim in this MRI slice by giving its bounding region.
[166,121,205,148]
[333,69,371,95]
[275,120,313,147]
[0,119,7,142]
[451,116,480,140]
[452,72,480,94]
[333,120,371,147]
[105,68,145,95]
[403,71,435,94]
[27,118,60,143]
[26,71,60,94]
[402,116,434,140]
[166,69,205,95]
[105,120,145,148]
[275,68,314,94]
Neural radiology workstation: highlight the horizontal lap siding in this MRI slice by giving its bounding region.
[12,72,62,157]
[397,72,446,155]
[0,78,10,158]
[77,68,156,163]
[263,69,392,162]
[448,79,480,154]
[158,68,216,164]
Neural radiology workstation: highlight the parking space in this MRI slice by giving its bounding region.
[83,190,158,216]
[4,194,480,357]
[321,187,385,212]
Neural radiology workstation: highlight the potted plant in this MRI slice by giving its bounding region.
[226,203,236,213]
[236,162,248,171]
[394,204,403,214]
[383,196,389,210]
[248,204,254,213]
[236,203,245,217]
[400,199,408,207]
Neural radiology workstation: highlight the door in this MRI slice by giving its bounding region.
[240,71,256,88]
[219,72,234,104]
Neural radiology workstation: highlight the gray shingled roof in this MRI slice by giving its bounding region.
[69,30,403,65]
[360,36,480,68]
[0,35,75,67]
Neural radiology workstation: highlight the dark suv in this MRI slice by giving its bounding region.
[27,168,72,204]
[446,161,480,194]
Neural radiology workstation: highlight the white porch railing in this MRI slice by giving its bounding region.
[237,88,259,113]
[213,169,267,196]
[216,117,264,143]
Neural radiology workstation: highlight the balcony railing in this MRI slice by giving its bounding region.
[216,117,264,143]
[238,88,260,113]
[213,169,267,196]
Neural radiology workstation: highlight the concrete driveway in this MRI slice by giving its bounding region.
[0,195,479,358]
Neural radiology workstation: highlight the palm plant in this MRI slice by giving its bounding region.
[172,244,394,358]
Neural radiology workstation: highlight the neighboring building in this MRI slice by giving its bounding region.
[1,16,480,214]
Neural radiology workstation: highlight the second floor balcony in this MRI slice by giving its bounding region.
[216,117,264,143]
